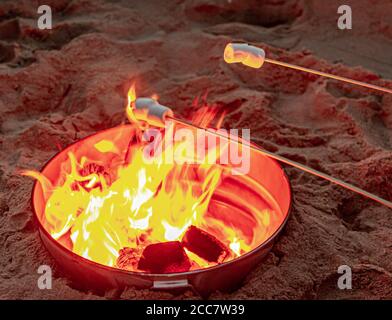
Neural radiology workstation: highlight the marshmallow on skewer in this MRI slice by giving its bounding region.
[223,42,392,94]
[134,98,174,128]
[224,43,265,69]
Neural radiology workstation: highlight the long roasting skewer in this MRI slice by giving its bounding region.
[264,58,392,94]
[224,43,392,94]
[129,97,392,209]
[168,116,392,210]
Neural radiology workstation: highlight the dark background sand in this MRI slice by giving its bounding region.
[0,0,391,299]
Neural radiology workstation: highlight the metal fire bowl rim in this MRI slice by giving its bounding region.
[31,124,293,278]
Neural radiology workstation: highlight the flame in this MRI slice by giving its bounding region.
[229,237,241,257]
[24,85,273,271]
[126,84,138,125]
[94,140,117,153]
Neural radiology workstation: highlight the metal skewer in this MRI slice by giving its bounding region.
[224,42,392,95]
[129,96,392,209]
[168,115,392,210]
[264,58,392,94]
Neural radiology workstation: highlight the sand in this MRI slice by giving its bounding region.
[0,0,391,299]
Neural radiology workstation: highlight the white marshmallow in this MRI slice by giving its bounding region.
[224,43,265,69]
[134,98,173,128]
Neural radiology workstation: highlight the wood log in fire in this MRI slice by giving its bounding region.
[137,241,191,273]
[181,226,229,263]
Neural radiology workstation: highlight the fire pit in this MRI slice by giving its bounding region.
[27,89,292,297]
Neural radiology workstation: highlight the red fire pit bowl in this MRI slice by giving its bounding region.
[31,123,292,298]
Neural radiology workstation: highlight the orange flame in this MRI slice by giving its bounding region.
[126,84,138,125]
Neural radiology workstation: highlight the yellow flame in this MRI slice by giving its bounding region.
[126,84,138,124]
[94,140,116,153]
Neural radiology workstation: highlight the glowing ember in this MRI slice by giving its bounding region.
[22,85,278,273]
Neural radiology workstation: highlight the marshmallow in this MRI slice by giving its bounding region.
[224,43,265,69]
[134,98,173,128]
